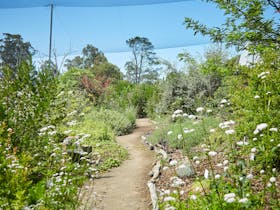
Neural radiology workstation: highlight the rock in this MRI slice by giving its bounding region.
[176,162,195,178]
[67,149,88,162]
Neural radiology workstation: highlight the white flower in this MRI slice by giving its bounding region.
[269,177,276,183]
[219,120,235,129]
[48,131,57,136]
[270,139,274,142]
[250,153,255,161]
[208,151,217,157]
[204,169,209,179]
[236,141,248,146]
[267,182,272,187]
[223,160,229,165]
[266,91,271,95]
[164,189,171,195]
[190,195,197,200]
[195,160,200,165]
[63,130,72,135]
[177,134,183,140]
[188,115,196,120]
[207,109,212,113]
[238,198,249,203]
[163,196,176,202]
[269,127,278,132]
[216,163,223,167]
[251,148,257,153]
[253,137,257,141]
[39,126,49,132]
[220,99,228,104]
[253,123,268,135]
[193,156,199,160]
[67,120,77,126]
[272,168,276,173]
[224,193,236,203]
[183,128,195,134]
[258,71,270,79]
[225,129,235,135]
[246,174,253,180]
[167,131,173,135]
[173,109,183,115]
[254,95,260,99]
[224,166,229,172]
[7,128,13,132]
[196,107,204,113]
[215,174,221,179]
[67,110,77,117]
[210,129,216,133]
[260,169,265,174]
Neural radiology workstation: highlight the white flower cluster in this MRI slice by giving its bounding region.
[224,193,236,203]
[172,109,183,119]
[253,123,268,135]
[258,71,270,79]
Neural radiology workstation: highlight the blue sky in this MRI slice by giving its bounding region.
[0,1,226,71]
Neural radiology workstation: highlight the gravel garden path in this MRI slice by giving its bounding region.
[80,118,155,210]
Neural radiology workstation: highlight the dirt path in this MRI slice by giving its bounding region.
[79,118,155,210]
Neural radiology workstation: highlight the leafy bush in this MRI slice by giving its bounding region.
[82,108,136,136]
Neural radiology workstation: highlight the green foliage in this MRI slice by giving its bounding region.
[104,81,157,118]
[155,47,237,115]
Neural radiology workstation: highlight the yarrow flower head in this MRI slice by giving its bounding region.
[209,128,215,133]
[238,198,249,203]
[190,195,197,200]
[204,169,209,179]
[196,107,204,113]
[219,120,235,129]
[269,127,278,132]
[253,123,268,135]
[172,109,183,119]
[269,177,276,183]
[254,95,260,99]
[220,99,228,104]
[236,141,248,146]
[224,193,236,203]
[173,109,183,115]
[167,131,173,135]
[246,173,253,180]
[208,151,217,157]
[225,129,235,135]
[258,71,270,79]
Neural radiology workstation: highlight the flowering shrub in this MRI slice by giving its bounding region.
[150,51,279,209]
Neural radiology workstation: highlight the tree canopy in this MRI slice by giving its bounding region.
[64,44,107,69]
[125,36,160,84]
[0,33,35,74]
[184,0,280,53]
